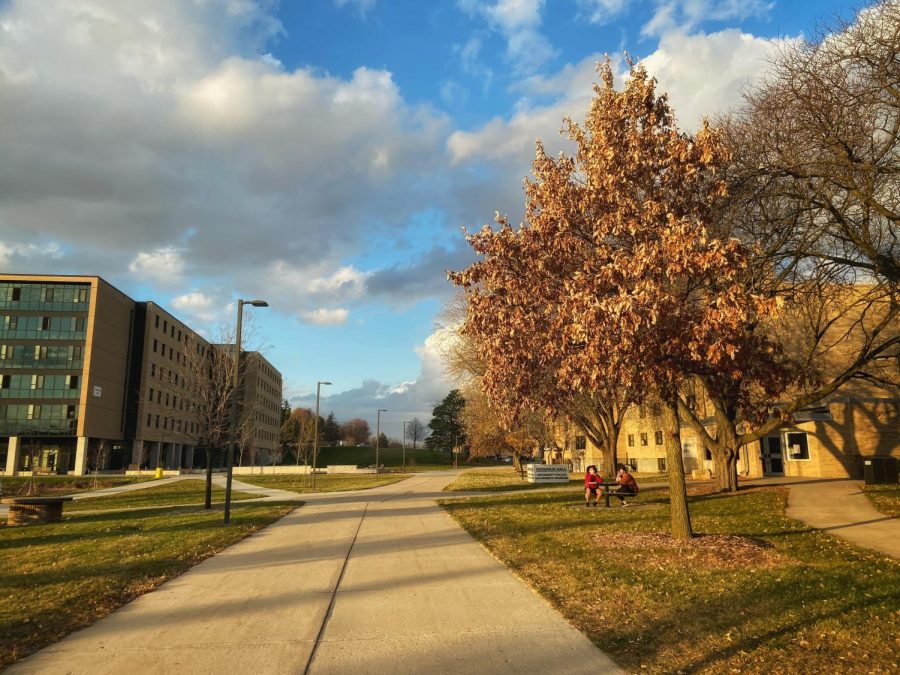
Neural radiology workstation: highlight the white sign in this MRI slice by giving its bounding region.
[93,385,102,398]
[525,463,570,484]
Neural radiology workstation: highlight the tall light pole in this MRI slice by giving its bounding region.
[312,380,331,490]
[224,299,268,525]
[376,408,388,473]
[402,420,410,474]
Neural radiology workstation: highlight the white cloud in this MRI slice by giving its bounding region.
[333,0,378,15]
[448,29,783,165]
[0,240,63,267]
[643,0,774,37]
[292,328,454,423]
[576,0,630,25]
[128,247,185,286]
[0,0,450,301]
[170,290,222,323]
[300,307,350,325]
[458,0,557,72]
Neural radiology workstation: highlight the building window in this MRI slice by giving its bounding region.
[655,430,663,445]
[575,435,587,450]
[155,415,160,428]
[640,432,648,446]
[70,345,82,360]
[66,405,76,419]
[0,345,12,359]
[155,315,160,329]
[42,287,54,302]
[27,404,41,420]
[627,434,634,447]
[30,374,44,389]
[76,288,88,303]
[0,375,9,389]
[657,458,667,472]
[786,432,810,460]
[40,316,51,330]
[149,388,154,402]
[34,345,48,360]
[157,391,161,403]
[147,413,152,427]
[4,315,17,330]
[153,339,158,353]
[72,317,85,331]
[151,363,156,377]
[163,320,168,333]
[9,287,21,301]
[66,375,79,389]
[170,325,175,338]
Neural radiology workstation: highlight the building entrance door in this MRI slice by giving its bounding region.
[762,436,784,476]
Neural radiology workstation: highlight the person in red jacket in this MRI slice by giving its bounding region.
[612,465,639,506]
[584,464,603,507]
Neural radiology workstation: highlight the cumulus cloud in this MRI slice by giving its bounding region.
[292,328,454,424]
[300,308,350,325]
[0,240,64,268]
[170,290,224,323]
[128,247,186,286]
[0,0,450,304]
[449,29,782,165]
[643,0,774,37]
[458,0,557,72]
[576,0,630,25]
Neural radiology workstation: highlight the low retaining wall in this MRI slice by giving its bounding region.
[232,465,314,475]
[327,465,377,474]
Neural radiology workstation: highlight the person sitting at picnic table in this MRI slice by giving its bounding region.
[584,464,603,507]
[612,465,638,506]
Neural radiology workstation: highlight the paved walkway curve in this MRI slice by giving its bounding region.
[8,471,622,674]
[778,477,900,560]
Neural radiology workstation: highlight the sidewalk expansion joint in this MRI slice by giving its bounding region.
[303,502,369,675]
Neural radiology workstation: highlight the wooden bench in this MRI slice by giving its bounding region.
[2,496,74,526]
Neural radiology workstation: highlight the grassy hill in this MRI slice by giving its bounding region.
[313,446,453,469]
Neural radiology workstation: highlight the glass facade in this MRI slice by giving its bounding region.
[0,280,89,438]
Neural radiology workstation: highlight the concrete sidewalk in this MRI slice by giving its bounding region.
[781,478,900,560]
[9,471,620,674]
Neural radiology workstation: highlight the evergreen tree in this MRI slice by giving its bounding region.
[280,398,291,426]
[426,390,466,453]
[322,411,341,445]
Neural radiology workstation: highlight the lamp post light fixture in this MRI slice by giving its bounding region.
[312,380,331,490]
[376,408,388,473]
[224,299,268,525]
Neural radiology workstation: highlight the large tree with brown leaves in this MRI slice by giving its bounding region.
[452,61,776,539]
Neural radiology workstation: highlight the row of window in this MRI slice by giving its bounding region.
[149,362,186,389]
[1,315,87,339]
[147,387,192,413]
[627,431,665,447]
[254,409,279,429]
[145,413,196,435]
[0,344,84,368]
[1,403,79,420]
[0,374,81,399]
[255,428,276,442]
[1,284,89,304]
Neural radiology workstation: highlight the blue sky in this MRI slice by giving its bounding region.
[0,0,860,437]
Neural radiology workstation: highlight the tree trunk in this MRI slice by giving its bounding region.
[602,421,620,477]
[204,448,213,510]
[713,446,740,492]
[662,396,693,540]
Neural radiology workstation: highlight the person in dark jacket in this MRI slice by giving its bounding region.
[584,465,603,507]
[612,465,638,506]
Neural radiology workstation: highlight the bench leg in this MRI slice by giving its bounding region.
[604,491,611,508]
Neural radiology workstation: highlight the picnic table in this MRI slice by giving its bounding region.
[597,483,636,508]
[2,495,74,526]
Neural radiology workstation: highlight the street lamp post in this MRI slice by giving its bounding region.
[402,420,410,474]
[224,298,268,525]
[376,408,388,473]
[312,380,331,490]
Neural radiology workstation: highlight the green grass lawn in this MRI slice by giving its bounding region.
[0,475,154,497]
[862,484,900,517]
[65,480,258,512]
[0,501,296,669]
[236,473,409,492]
[441,486,900,674]
[311,446,453,469]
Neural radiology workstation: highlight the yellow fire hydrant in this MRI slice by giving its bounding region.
[155,466,164,479]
